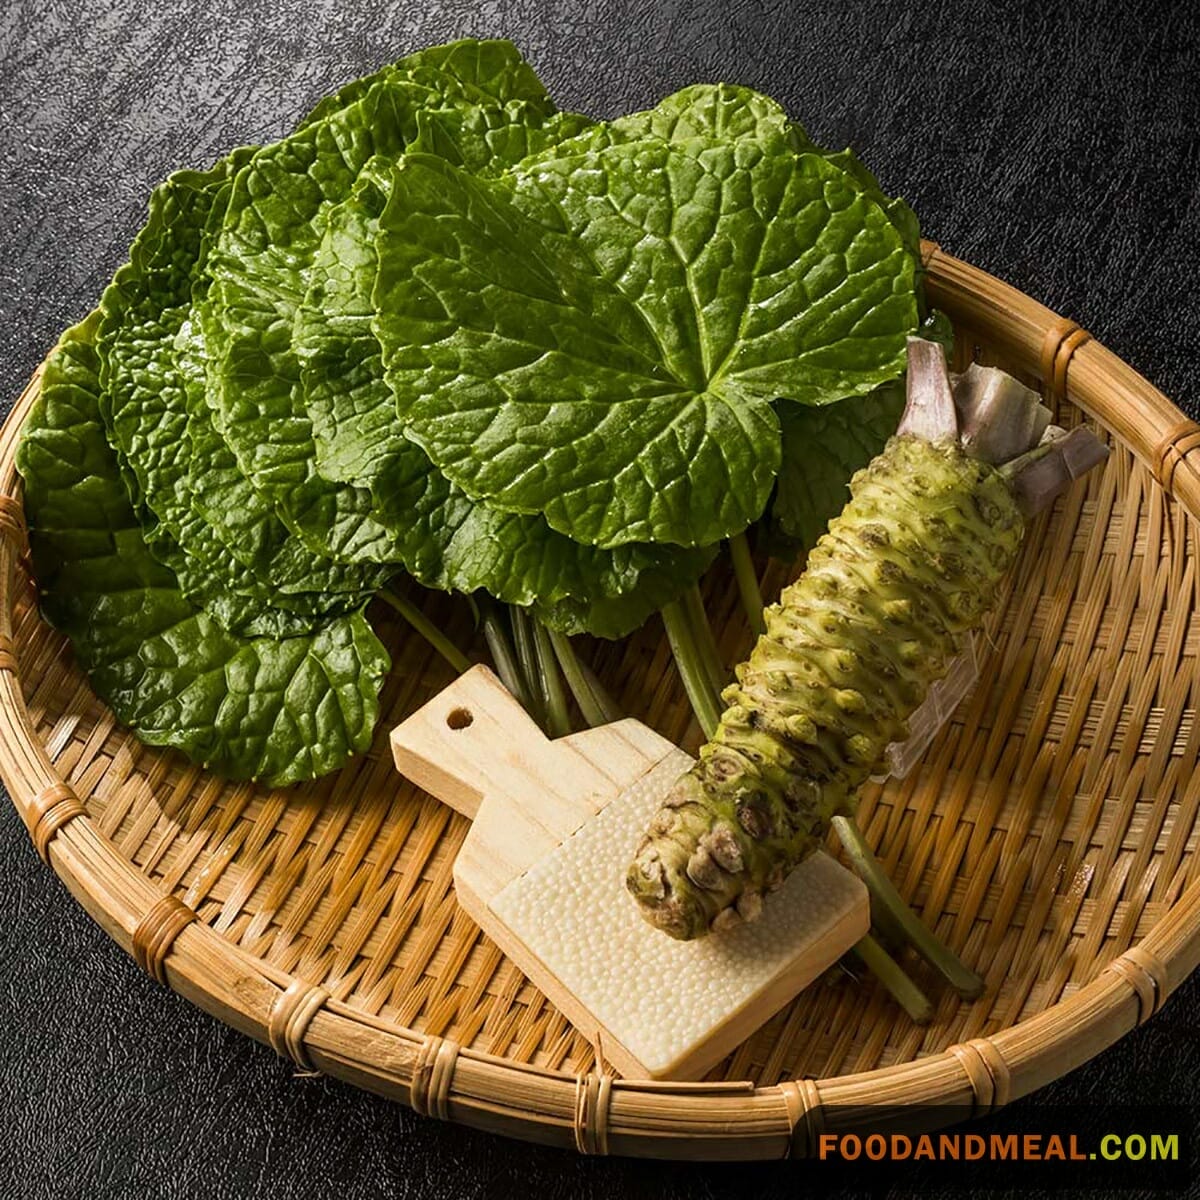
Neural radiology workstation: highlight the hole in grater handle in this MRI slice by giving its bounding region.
[446,707,473,730]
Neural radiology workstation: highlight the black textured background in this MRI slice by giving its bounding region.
[2,2,1199,1197]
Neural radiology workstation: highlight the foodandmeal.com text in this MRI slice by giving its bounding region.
[816,1130,1180,1163]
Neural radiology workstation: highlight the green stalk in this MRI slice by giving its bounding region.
[533,621,572,738]
[683,583,726,696]
[861,889,910,956]
[378,589,472,675]
[477,598,533,714]
[850,933,934,1024]
[833,815,985,1000]
[548,629,609,729]
[728,530,766,636]
[577,658,624,726]
[510,606,546,729]
[661,599,722,740]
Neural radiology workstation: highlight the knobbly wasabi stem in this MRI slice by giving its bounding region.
[630,435,1026,941]
[661,599,721,739]
[379,589,472,675]
[478,598,534,714]
[729,531,766,636]
[549,629,610,729]
[851,933,934,1025]
[510,607,547,731]
[627,340,1057,947]
[684,584,727,696]
[833,815,984,999]
[669,579,934,1008]
[533,620,572,738]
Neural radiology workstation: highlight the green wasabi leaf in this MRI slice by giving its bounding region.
[772,384,907,550]
[304,35,555,127]
[173,319,387,604]
[97,156,368,635]
[402,36,556,108]
[445,511,713,631]
[771,310,955,550]
[626,85,920,264]
[98,140,387,627]
[610,82,804,149]
[200,76,417,564]
[295,159,711,628]
[533,83,923,308]
[373,139,919,549]
[819,148,921,269]
[518,82,803,165]
[204,40,710,632]
[408,105,592,183]
[17,315,389,786]
[298,60,399,129]
[534,543,720,640]
[200,42,563,570]
[294,164,400,489]
[298,108,594,493]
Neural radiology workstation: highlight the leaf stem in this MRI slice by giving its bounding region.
[850,933,933,1024]
[683,583,726,696]
[378,589,472,675]
[477,598,533,713]
[548,629,609,729]
[510,606,546,729]
[577,657,624,725]
[533,621,572,738]
[729,530,766,636]
[661,599,722,740]
[833,815,985,1000]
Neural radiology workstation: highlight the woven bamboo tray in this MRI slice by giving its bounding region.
[2,241,1199,1160]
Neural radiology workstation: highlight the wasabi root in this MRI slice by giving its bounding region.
[627,339,1107,940]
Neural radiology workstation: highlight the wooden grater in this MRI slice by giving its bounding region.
[390,665,869,1080]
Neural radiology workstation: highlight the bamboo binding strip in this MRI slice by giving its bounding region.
[412,1036,461,1121]
[26,780,85,863]
[574,1073,614,1155]
[1039,316,1092,403]
[779,1079,824,1157]
[3,245,1200,1159]
[948,1039,1012,1115]
[132,896,197,985]
[1152,419,1200,500]
[268,980,331,1071]
[1104,947,1167,1025]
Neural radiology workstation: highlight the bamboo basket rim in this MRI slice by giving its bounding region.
[3,241,1200,1160]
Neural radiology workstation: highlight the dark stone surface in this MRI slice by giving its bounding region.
[1,1,1198,1195]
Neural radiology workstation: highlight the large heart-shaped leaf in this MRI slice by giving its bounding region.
[293,162,712,632]
[373,138,919,548]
